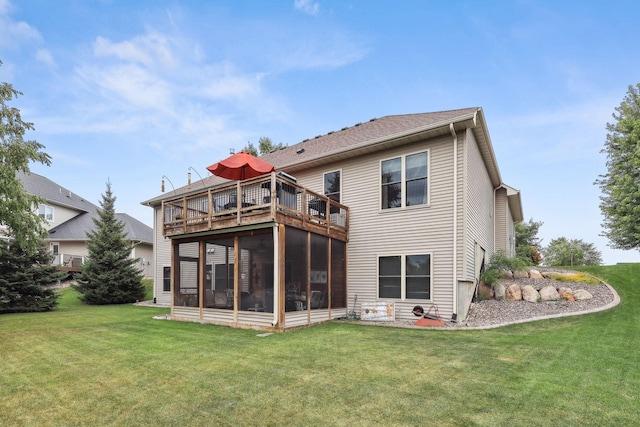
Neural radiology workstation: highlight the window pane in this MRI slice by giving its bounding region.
[324,171,340,202]
[406,178,427,206]
[381,158,401,183]
[379,256,401,298]
[406,152,427,179]
[406,277,430,299]
[163,267,171,292]
[407,255,430,275]
[379,277,401,298]
[382,183,402,209]
[406,254,430,299]
[379,256,401,275]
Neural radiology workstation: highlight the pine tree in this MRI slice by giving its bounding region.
[0,239,64,313]
[74,182,146,304]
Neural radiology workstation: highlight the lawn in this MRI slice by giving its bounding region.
[1,266,638,426]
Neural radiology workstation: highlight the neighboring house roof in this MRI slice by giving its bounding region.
[48,212,153,243]
[142,107,501,206]
[17,172,153,244]
[17,170,96,213]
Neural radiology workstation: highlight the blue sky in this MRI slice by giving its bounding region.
[2,0,639,265]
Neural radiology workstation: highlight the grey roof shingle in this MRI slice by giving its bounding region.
[17,172,153,244]
[142,107,486,206]
[16,170,97,213]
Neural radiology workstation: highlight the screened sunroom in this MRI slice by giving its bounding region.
[164,172,349,331]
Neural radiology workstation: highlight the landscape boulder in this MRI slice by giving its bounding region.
[529,269,543,279]
[478,282,494,300]
[522,285,540,303]
[506,283,522,301]
[539,286,560,301]
[500,269,514,280]
[513,270,529,279]
[573,289,593,301]
[493,283,506,301]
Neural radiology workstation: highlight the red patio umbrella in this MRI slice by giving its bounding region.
[206,150,275,181]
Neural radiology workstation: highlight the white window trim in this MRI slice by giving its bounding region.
[39,204,54,222]
[322,169,342,203]
[376,252,433,301]
[379,149,430,211]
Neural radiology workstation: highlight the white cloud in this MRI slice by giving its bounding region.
[35,49,56,68]
[76,62,172,111]
[93,32,176,68]
[294,0,320,16]
[0,0,41,47]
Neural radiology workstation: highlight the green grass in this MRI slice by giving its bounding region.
[1,265,639,426]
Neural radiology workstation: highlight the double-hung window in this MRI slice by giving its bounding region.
[163,267,171,292]
[323,170,341,203]
[381,151,428,209]
[378,254,431,300]
[38,204,54,221]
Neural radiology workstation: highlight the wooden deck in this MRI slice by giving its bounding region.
[162,172,349,241]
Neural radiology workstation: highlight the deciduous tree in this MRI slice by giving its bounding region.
[0,60,51,254]
[542,237,602,266]
[596,83,640,251]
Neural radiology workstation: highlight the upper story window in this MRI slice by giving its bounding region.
[324,170,341,203]
[381,151,428,209]
[38,204,54,221]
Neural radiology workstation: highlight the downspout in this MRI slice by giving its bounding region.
[152,210,158,303]
[449,123,458,320]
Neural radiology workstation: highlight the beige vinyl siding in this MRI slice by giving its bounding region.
[494,188,508,254]
[507,206,516,257]
[153,207,172,305]
[43,204,82,230]
[463,129,495,282]
[294,135,457,321]
[133,243,154,278]
[57,241,88,258]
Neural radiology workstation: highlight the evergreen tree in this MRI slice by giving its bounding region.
[596,83,640,250]
[515,218,544,265]
[74,182,145,304]
[0,239,64,313]
[243,137,286,156]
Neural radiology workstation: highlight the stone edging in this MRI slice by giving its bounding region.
[458,282,620,330]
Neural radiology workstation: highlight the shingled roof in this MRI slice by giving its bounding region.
[143,107,500,206]
[17,172,153,243]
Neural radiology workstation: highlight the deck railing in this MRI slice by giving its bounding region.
[162,172,349,237]
[51,253,86,268]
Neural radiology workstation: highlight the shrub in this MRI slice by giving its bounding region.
[546,272,601,285]
[480,250,531,286]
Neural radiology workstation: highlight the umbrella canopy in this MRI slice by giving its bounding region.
[206,150,275,181]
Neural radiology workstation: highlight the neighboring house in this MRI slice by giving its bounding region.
[143,107,523,330]
[16,172,154,277]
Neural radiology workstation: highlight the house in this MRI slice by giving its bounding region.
[16,172,154,277]
[142,107,523,330]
